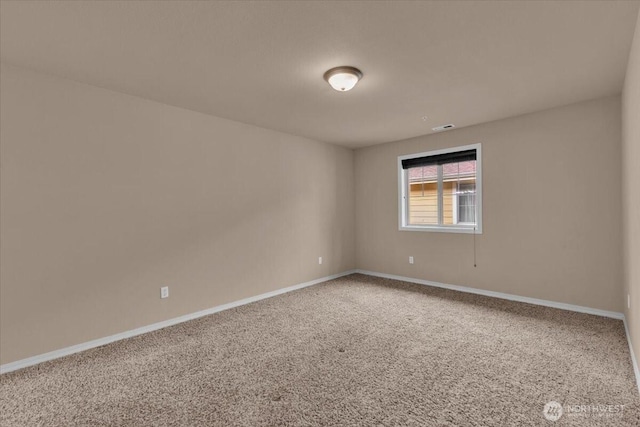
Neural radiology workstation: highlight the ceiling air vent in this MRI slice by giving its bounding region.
[432,124,455,132]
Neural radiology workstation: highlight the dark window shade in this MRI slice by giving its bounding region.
[401,149,476,169]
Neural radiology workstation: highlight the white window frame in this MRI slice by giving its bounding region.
[398,143,482,234]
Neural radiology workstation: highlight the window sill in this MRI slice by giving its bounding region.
[399,225,482,234]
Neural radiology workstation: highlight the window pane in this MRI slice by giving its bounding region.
[458,181,476,224]
[445,160,476,225]
[442,181,456,225]
[407,166,438,225]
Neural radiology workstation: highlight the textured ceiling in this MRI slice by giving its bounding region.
[1,1,638,148]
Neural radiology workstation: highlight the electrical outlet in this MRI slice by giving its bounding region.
[318,256,323,265]
[160,286,169,299]
[409,256,414,264]
[629,294,631,309]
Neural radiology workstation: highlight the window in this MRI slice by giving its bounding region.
[398,143,482,233]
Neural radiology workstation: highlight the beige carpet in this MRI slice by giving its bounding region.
[1,274,639,426]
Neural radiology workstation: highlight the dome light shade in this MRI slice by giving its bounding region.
[323,66,363,92]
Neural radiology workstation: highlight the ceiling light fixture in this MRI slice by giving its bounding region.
[323,66,363,92]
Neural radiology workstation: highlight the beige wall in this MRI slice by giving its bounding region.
[0,59,632,366]
[0,64,355,365]
[622,11,640,369]
[355,96,623,312]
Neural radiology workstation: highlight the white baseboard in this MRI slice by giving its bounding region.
[355,269,639,394]
[0,270,356,375]
[355,270,624,319]
[623,317,640,394]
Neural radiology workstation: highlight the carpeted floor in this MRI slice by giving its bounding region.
[1,274,639,426]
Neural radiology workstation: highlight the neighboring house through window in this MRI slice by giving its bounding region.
[398,143,482,233]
